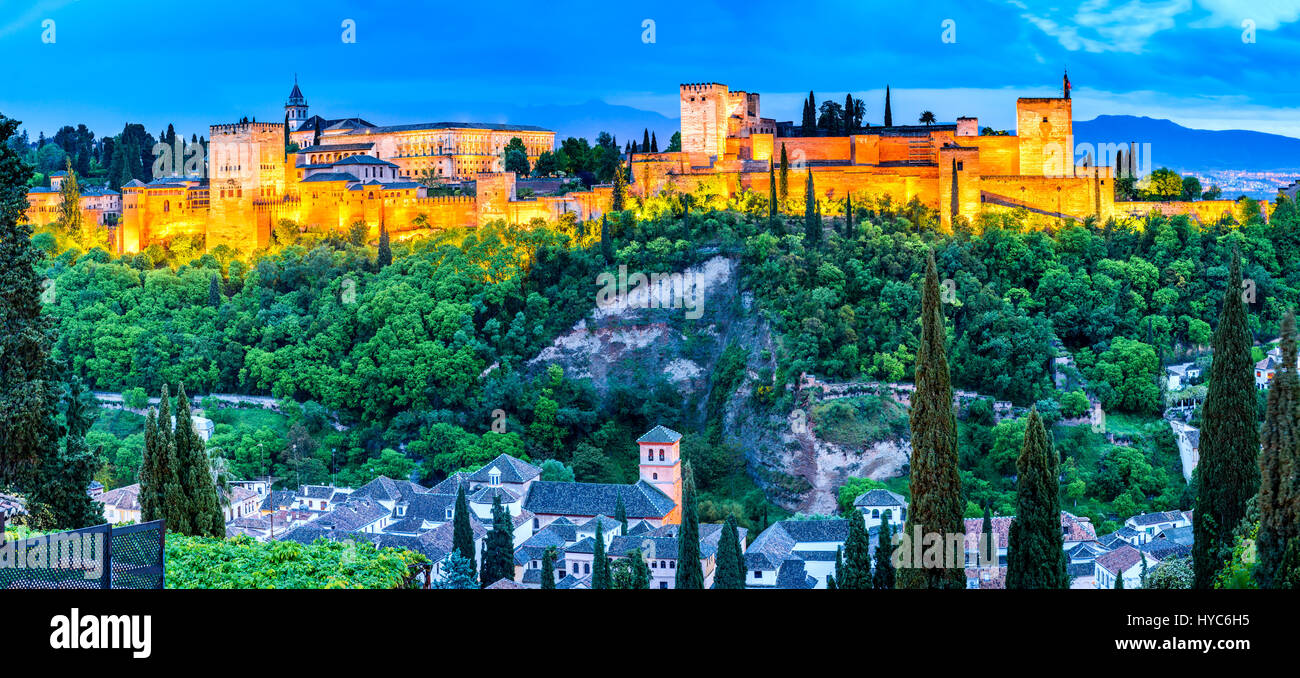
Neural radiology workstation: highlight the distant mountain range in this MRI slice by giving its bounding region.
[497,100,678,148]
[1073,115,1300,173]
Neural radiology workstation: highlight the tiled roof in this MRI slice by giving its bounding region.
[853,488,908,508]
[636,425,682,444]
[314,497,389,531]
[1128,510,1186,527]
[295,142,374,153]
[486,578,526,589]
[339,121,551,135]
[609,535,678,560]
[332,154,398,168]
[301,172,359,183]
[468,453,542,485]
[1158,525,1195,546]
[523,480,676,519]
[0,493,27,517]
[1141,540,1192,561]
[1095,545,1144,576]
[96,483,141,512]
[351,476,428,504]
[470,486,519,505]
[418,519,487,562]
[428,472,472,495]
[774,559,817,589]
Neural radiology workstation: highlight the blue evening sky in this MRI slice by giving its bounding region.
[2,0,1299,142]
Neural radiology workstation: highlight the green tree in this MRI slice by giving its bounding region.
[675,461,704,588]
[29,378,103,529]
[899,251,966,589]
[615,494,627,535]
[480,495,515,586]
[803,169,820,245]
[1256,311,1300,588]
[376,223,392,268]
[884,85,893,127]
[714,515,745,589]
[0,112,60,488]
[503,137,530,176]
[1195,248,1261,588]
[919,111,937,126]
[612,549,651,589]
[173,383,224,537]
[839,510,872,589]
[541,545,557,590]
[1144,556,1193,589]
[452,483,476,574]
[434,551,479,589]
[874,513,896,589]
[591,519,611,589]
[1006,409,1069,588]
[768,160,777,225]
[778,144,789,202]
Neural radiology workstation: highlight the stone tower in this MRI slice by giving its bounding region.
[206,122,285,252]
[285,78,308,129]
[637,425,683,525]
[1016,96,1074,178]
[680,83,730,159]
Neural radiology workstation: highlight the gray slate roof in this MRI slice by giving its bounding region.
[523,480,676,519]
[468,453,541,485]
[636,425,682,444]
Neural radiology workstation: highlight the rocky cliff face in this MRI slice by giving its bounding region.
[527,254,910,513]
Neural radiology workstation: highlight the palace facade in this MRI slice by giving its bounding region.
[24,77,1256,256]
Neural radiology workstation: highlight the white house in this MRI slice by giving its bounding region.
[1094,545,1152,588]
[745,519,849,589]
[853,488,908,530]
[1124,510,1191,540]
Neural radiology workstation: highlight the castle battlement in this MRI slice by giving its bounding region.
[210,122,284,135]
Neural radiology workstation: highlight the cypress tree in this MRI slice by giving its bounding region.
[151,384,189,534]
[1006,409,1069,588]
[1195,247,1261,588]
[827,573,837,589]
[884,85,893,127]
[139,409,163,522]
[844,193,854,237]
[30,377,102,529]
[615,494,627,535]
[642,129,651,153]
[173,383,223,537]
[844,93,856,134]
[714,515,745,589]
[376,223,392,268]
[541,546,556,589]
[802,91,817,135]
[873,513,896,589]
[452,483,476,573]
[768,161,777,224]
[980,504,994,564]
[840,510,872,589]
[950,159,960,221]
[675,461,704,589]
[480,495,515,587]
[612,160,626,211]
[1257,311,1300,588]
[208,275,221,308]
[803,170,820,245]
[0,112,60,489]
[778,144,789,202]
[1115,568,1125,589]
[898,251,965,588]
[651,132,658,153]
[591,519,610,589]
[833,545,844,588]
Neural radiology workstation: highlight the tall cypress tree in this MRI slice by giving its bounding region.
[804,170,820,244]
[768,161,777,224]
[844,193,854,237]
[844,93,856,134]
[615,494,627,535]
[612,160,627,211]
[650,132,658,153]
[778,144,789,202]
[675,461,704,589]
[1195,247,1261,588]
[873,513,896,589]
[802,91,817,135]
[150,384,189,534]
[884,85,893,127]
[714,515,745,589]
[452,483,476,573]
[1257,311,1300,588]
[173,384,224,537]
[30,377,102,529]
[840,510,872,589]
[1006,409,1069,589]
[898,251,965,588]
[480,495,515,586]
[980,504,994,564]
[0,113,61,490]
[591,519,610,589]
[642,129,651,154]
[540,545,556,590]
[376,223,392,268]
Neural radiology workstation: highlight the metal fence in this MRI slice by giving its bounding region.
[0,520,165,590]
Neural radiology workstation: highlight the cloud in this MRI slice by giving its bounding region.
[1193,0,1300,29]
[0,0,80,40]
[1010,0,1192,53]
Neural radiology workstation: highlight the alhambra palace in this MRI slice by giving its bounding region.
[24,77,1255,253]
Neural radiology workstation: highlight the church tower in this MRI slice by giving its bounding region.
[637,425,683,525]
[285,77,308,129]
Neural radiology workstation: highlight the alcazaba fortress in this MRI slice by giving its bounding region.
[23,76,1260,253]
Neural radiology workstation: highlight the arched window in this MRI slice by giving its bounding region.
[658,450,665,461]
[163,200,170,212]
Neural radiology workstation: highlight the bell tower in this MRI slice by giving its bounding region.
[637,425,683,525]
[285,76,308,129]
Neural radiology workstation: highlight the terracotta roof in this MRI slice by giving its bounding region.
[96,483,141,512]
[1096,545,1144,576]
